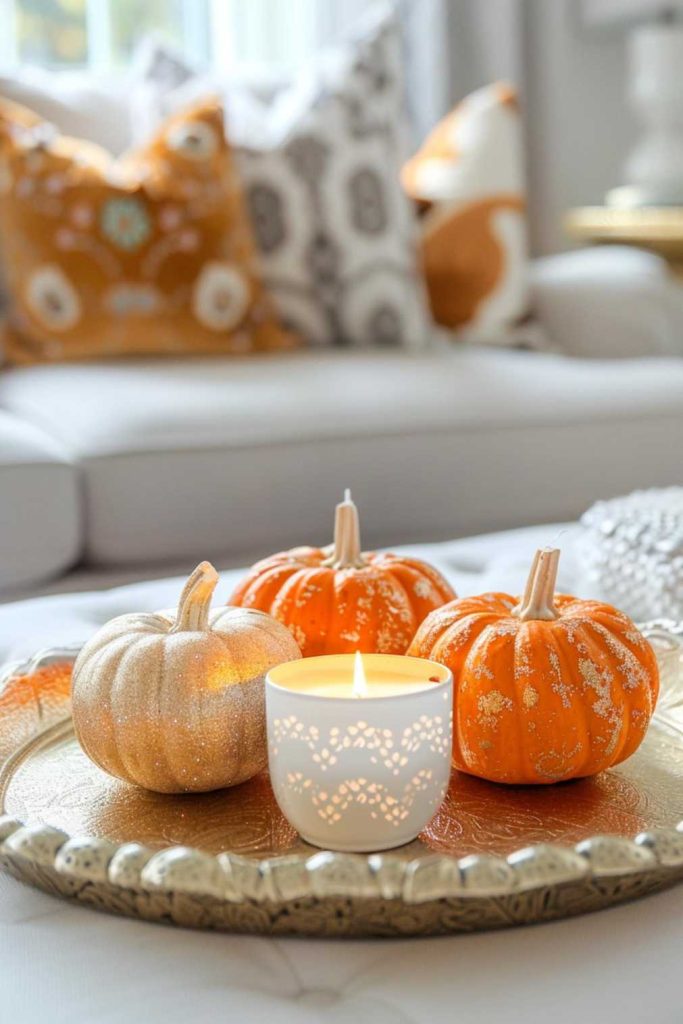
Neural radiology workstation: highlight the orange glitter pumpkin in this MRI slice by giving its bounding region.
[229,491,456,657]
[407,547,660,784]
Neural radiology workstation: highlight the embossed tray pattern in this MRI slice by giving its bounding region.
[0,624,682,938]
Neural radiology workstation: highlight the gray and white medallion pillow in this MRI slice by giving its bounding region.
[132,10,433,349]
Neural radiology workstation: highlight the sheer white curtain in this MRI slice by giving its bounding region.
[400,0,452,142]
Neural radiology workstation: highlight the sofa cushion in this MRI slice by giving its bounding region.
[0,410,80,592]
[1,345,682,568]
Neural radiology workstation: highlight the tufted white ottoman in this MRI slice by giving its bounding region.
[1,522,681,1024]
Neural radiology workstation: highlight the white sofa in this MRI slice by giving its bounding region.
[2,245,683,599]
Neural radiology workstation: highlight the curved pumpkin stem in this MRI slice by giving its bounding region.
[512,549,540,616]
[323,489,366,570]
[172,561,219,632]
[514,548,560,622]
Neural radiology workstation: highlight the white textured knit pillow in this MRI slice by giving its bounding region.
[133,10,432,350]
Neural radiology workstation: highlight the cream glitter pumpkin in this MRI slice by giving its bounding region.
[72,561,301,793]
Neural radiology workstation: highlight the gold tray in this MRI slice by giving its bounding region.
[1,624,682,938]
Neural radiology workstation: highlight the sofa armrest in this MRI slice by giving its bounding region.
[529,245,683,358]
[0,410,80,593]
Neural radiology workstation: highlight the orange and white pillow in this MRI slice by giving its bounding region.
[403,83,533,345]
[0,96,294,364]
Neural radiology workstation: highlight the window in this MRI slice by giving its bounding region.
[0,0,209,69]
[0,0,370,77]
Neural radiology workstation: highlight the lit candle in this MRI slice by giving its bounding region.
[281,650,442,699]
[266,653,453,852]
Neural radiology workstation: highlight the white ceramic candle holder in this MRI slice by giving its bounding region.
[266,654,453,852]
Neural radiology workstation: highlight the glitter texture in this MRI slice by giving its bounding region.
[409,549,661,784]
[228,493,455,656]
[72,562,301,793]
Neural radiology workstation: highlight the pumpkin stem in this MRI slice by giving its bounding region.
[172,561,219,632]
[323,489,366,569]
[512,549,540,615]
[514,548,561,622]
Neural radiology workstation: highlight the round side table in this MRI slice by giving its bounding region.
[565,206,683,279]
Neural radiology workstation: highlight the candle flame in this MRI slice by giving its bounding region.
[353,650,368,698]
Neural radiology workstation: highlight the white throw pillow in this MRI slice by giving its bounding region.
[0,66,133,156]
[132,10,433,350]
[530,246,683,359]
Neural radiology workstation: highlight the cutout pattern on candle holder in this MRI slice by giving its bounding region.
[284,768,438,827]
[270,707,452,830]
[271,713,451,771]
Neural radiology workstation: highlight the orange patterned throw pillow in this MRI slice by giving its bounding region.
[402,83,530,344]
[0,97,294,363]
